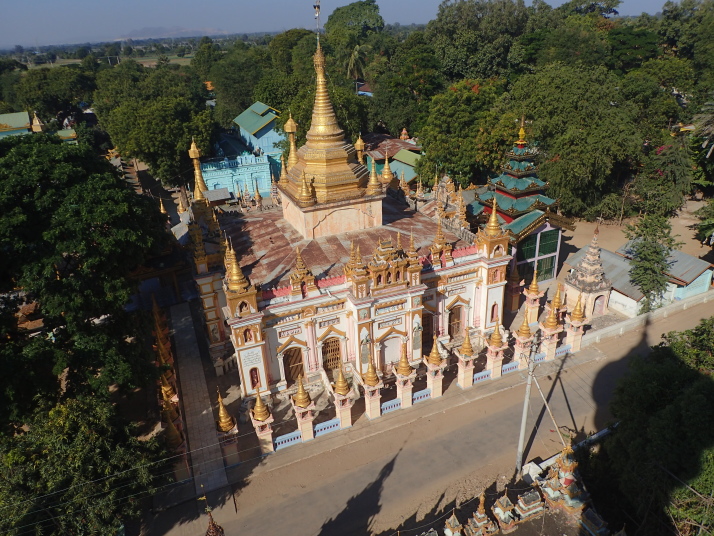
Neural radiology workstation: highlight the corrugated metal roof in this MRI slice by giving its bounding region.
[204,188,231,202]
[393,148,421,167]
[233,101,279,135]
[616,241,712,285]
[0,111,30,130]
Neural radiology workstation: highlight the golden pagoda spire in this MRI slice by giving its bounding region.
[434,216,445,247]
[294,246,307,273]
[484,197,502,237]
[489,318,503,347]
[433,171,439,189]
[366,158,382,195]
[416,178,424,197]
[160,198,168,215]
[544,301,560,330]
[396,231,402,251]
[552,284,563,310]
[161,373,177,400]
[363,355,380,386]
[254,181,262,202]
[354,133,365,164]
[163,410,183,450]
[571,293,585,323]
[305,40,344,146]
[333,367,351,396]
[396,340,414,376]
[517,312,532,339]
[427,339,442,367]
[189,138,208,199]
[528,269,540,295]
[177,193,187,213]
[284,113,299,169]
[216,387,235,433]
[460,327,474,357]
[381,150,394,184]
[225,241,249,292]
[279,153,289,186]
[408,230,417,257]
[293,375,311,408]
[252,389,270,422]
[298,171,315,205]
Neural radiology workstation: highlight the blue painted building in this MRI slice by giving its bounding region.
[233,102,284,158]
[201,154,274,199]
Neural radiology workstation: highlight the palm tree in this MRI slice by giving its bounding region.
[694,91,714,158]
[345,43,371,81]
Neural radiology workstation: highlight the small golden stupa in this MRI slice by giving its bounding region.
[571,294,585,323]
[460,327,474,357]
[543,302,560,330]
[216,388,236,433]
[426,340,442,367]
[252,389,270,422]
[396,341,414,376]
[333,367,351,396]
[293,375,312,408]
[363,356,380,387]
[489,318,503,347]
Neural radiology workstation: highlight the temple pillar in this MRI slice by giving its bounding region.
[394,369,416,408]
[250,413,275,454]
[565,319,585,353]
[486,345,506,378]
[292,401,316,442]
[332,385,355,429]
[363,382,382,420]
[456,354,475,389]
[539,302,563,361]
[425,363,446,397]
[514,336,533,369]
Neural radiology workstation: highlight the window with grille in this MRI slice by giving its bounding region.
[448,306,463,338]
[537,255,556,281]
[322,337,342,370]
[422,313,434,354]
[516,234,538,261]
[538,230,559,256]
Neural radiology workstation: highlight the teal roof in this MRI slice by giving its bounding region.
[505,159,537,173]
[493,173,546,191]
[0,111,30,130]
[503,210,545,235]
[390,160,417,183]
[392,148,421,167]
[233,101,279,135]
[479,191,555,213]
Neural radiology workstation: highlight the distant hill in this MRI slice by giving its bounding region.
[120,26,232,39]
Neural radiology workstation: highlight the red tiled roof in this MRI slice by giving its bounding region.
[362,133,421,160]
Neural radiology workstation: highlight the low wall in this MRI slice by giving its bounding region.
[581,289,713,348]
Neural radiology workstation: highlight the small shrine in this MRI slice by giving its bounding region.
[463,493,498,536]
[492,490,518,533]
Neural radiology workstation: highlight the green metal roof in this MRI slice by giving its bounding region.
[392,148,421,167]
[478,191,555,213]
[233,101,279,135]
[503,210,545,235]
[493,173,546,191]
[390,160,418,183]
[0,111,30,131]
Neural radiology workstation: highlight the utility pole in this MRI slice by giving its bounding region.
[532,374,567,447]
[516,332,539,474]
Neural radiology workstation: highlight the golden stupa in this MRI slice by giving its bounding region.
[252,390,270,422]
[363,356,380,387]
[396,341,414,376]
[489,318,503,347]
[216,388,236,433]
[459,327,474,357]
[293,375,312,408]
[426,340,442,367]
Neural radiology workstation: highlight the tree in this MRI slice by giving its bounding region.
[624,214,680,313]
[16,66,96,118]
[0,398,167,535]
[634,140,693,216]
[324,0,385,60]
[209,44,265,126]
[416,79,505,185]
[344,42,371,80]
[695,198,714,246]
[606,25,659,73]
[695,91,714,159]
[190,37,222,80]
[268,28,314,74]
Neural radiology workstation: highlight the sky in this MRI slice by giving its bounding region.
[0,0,663,49]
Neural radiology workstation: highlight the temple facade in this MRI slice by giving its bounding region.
[187,41,513,398]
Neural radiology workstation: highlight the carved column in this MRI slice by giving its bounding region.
[394,368,416,408]
[250,413,275,454]
[292,400,316,442]
[565,317,585,353]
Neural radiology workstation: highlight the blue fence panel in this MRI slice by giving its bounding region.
[473,370,492,383]
[274,430,302,451]
[381,398,402,414]
[533,352,546,363]
[555,344,572,357]
[314,418,341,437]
[501,361,520,375]
[412,389,431,404]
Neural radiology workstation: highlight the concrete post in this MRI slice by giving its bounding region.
[249,412,275,454]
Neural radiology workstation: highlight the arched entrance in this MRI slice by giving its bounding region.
[322,337,342,380]
[380,337,402,372]
[282,347,304,387]
[422,313,434,355]
[448,306,463,338]
[593,295,606,316]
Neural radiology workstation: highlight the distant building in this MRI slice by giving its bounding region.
[0,111,31,138]
[362,132,422,188]
[233,101,284,159]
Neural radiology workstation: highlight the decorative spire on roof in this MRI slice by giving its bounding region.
[297,171,315,206]
[252,389,270,422]
[508,263,521,285]
[484,197,502,237]
[396,340,414,376]
[177,193,187,213]
[427,340,442,366]
[400,127,409,140]
[407,231,418,259]
[366,158,382,196]
[254,181,262,201]
[306,40,343,146]
[285,113,299,169]
[225,242,249,293]
[381,150,394,184]
[517,115,527,145]
[293,375,311,408]
[333,367,351,396]
[564,228,611,294]
[216,387,236,433]
[489,318,503,347]
[161,373,177,400]
[416,178,424,198]
[363,355,380,386]
[552,284,563,310]
[528,269,540,295]
[354,134,365,164]
[279,154,289,186]
[571,293,585,323]
[543,302,560,330]
[189,138,208,199]
[517,313,532,339]
[159,198,168,215]
[460,327,474,357]
[163,397,178,422]
[396,231,402,252]
[478,491,486,515]
[434,217,445,248]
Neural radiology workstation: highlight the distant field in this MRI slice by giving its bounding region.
[26,55,194,69]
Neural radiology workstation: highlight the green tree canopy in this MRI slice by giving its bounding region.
[324,0,385,57]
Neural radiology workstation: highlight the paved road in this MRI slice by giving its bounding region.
[141,299,712,536]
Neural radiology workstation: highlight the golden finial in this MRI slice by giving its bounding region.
[433,170,439,189]
[333,367,351,396]
[478,491,486,515]
[396,340,414,376]
[408,230,417,256]
[160,198,168,215]
[571,293,585,323]
[517,115,527,144]
[194,178,206,201]
[552,284,563,310]
[161,373,177,400]
[252,389,270,422]
[489,318,503,348]
[294,246,308,273]
[427,339,442,367]
[254,182,262,201]
[354,133,365,151]
[416,178,424,197]
[163,397,178,422]
[298,171,315,205]
[305,38,343,145]
[381,151,394,184]
[484,197,502,237]
[284,112,297,133]
[163,410,183,450]
[225,241,249,292]
[366,158,382,195]
[363,356,380,386]
[216,387,235,433]
[189,138,208,197]
[279,153,289,186]
[434,217,445,247]
[517,312,532,339]
[460,327,474,357]
[528,269,540,295]
[177,193,186,213]
[396,232,402,251]
[544,302,559,330]
[293,375,311,408]
[285,113,299,169]
[188,137,201,159]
